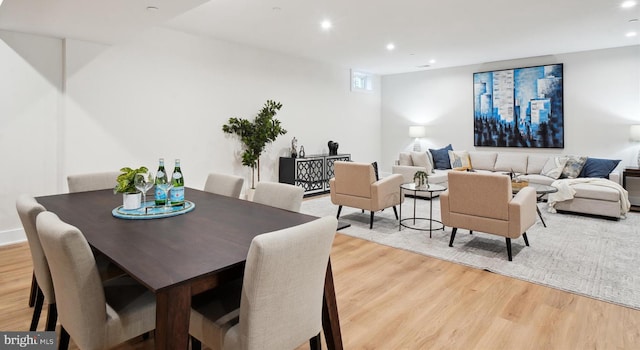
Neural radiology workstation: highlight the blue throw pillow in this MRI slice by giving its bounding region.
[578,158,621,178]
[429,144,453,170]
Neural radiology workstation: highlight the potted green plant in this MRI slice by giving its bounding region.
[222,100,287,189]
[413,170,429,188]
[114,166,148,209]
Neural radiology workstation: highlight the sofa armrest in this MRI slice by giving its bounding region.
[371,174,404,210]
[609,171,620,185]
[508,187,537,238]
[392,165,427,183]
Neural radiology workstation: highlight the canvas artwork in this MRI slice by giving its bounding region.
[473,64,564,148]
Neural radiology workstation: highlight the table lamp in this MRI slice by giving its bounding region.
[409,126,426,151]
[630,125,640,166]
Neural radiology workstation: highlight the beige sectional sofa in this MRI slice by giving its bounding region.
[393,151,626,219]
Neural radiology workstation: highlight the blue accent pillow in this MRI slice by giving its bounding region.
[578,158,621,178]
[429,144,453,170]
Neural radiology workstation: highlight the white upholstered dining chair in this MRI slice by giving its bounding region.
[36,211,156,350]
[67,171,121,193]
[252,182,304,212]
[16,195,55,332]
[204,173,245,198]
[189,216,338,350]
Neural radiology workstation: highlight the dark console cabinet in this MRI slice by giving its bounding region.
[279,154,351,196]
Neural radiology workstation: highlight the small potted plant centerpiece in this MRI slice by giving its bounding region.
[114,166,148,209]
[413,170,429,188]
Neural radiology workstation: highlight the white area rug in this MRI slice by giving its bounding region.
[301,196,640,310]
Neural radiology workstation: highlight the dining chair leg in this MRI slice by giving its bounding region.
[392,206,398,220]
[448,228,457,247]
[309,333,321,350]
[28,272,37,307]
[336,205,342,219]
[523,232,530,246]
[369,211,375,229]
[44,303,57,331]
[29,286,44,331]
[191,336,202,350]
[59,326,70,350]
[506,237,513,261]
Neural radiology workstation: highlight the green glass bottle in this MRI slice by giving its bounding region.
[170,159,185,206]
[154,158,168,205]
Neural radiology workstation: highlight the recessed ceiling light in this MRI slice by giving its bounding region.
[429,59,436,64]
[321,20,332,30]
[272,6,282,11]
[621,1,637,8]
[626,31,638,37]
[386,43,395,51]
[416,64,430,68]
[146,6,159,11]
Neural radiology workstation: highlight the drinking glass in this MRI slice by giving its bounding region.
[159,183,174,211]
[134,172,154,209]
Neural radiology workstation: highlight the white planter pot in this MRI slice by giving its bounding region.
[123,192,142,210]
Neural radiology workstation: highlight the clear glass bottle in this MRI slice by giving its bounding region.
[170,159,185,206]
[154,158,168,205]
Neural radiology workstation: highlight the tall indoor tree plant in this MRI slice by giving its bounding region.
[222,100,287,188]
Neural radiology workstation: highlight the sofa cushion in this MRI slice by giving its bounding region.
[411,152,434,174]
[541,156,568,179]
[429,144,453,170]
[399,152,412,166]
[527,155,549,174]
[578,158,621,178]
[571,183,621,202]
[468,152,497,171]
[494,153,528,173]
[518,174,555,186]
[561,156,588,179]
[448,150,472,170]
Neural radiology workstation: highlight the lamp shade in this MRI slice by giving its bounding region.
[409,126,426,138]
[631,125,640,141]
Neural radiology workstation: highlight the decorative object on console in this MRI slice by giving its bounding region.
[291,136,298,158]
[473,63,564,148]
[630,125,640,166]
[222,100,287,189]
[409,126,426,151]
[299,145,305,158]
[328,141,339,155]
[429,144,453,169]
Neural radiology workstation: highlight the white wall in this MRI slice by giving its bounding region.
[0,31,62,244]
[0,27,382,242]
[381,45,640,173]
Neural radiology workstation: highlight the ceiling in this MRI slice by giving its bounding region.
[1,0,638,75]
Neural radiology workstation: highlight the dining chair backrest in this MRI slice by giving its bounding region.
[67,171,121,193]
[204,173,244,198]
[36,211,109,348]
[227,216,337,350]
[15,195,53,303]
[252,182,304,212]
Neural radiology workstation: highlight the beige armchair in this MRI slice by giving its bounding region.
[330,161,404,229]
[440,171,537,261]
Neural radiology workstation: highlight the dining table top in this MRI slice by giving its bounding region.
[36,188,319,292]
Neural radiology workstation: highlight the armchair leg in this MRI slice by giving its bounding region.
[506,238,513,261]
[523,232,530,246]
[369,211,375,229]
[449,228,457,247]
[392,206,398,220]
[336,205,342,219]
[309,333,321,350]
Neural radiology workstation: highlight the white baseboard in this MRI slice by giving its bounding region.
[0,228,26,247]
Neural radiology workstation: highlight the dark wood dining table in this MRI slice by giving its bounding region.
[36,188,343,350]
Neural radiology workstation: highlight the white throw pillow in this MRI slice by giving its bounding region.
[410,152,434,173]
[399,152,412,166]
[448,150,472,170]
[541,156,569,179]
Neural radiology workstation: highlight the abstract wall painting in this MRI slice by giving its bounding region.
[473,64,564,148]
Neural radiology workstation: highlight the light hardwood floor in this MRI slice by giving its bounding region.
[1,234,639,349]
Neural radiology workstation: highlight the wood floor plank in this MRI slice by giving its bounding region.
[1,233,639,349]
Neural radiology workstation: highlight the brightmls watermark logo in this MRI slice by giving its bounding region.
[0,332,55,349]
